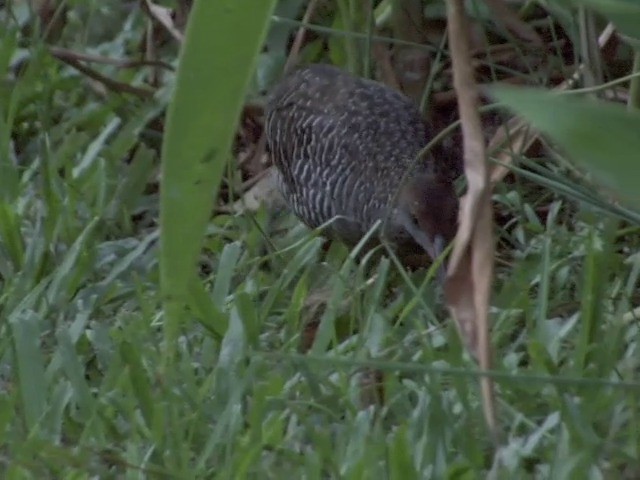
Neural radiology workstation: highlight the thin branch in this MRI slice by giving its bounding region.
[52,54,155,99]
[49,46,175,71]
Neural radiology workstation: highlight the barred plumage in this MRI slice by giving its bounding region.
[265,64,458,267]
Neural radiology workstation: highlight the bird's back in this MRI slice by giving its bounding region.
[265,64,445,248]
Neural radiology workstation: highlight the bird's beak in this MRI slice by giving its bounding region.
[425,234,447,284]
[399,210,449,283]
[433,235,447,284]
[409,226,448,283]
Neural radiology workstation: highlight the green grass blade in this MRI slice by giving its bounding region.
[211,241,242,306]
[187,278,228,339]
[119,340,155,431]
[9,310,47,432]
[159,0,278,366]
[55,329,94,422]
[46,217,99,307]
[0,201,24,270]
[0,27,20,201]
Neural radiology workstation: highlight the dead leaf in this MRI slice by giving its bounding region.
[227,166,285,214]
[488,117,536,185]
[483,0,543,46]
[441,14,618,442]
[142,0,185,43]
[444,0,498,440]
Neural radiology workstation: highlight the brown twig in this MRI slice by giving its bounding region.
[51,54,155,99]
[283,0,320,74]
[483,0,542,46]
[49,46,175,71]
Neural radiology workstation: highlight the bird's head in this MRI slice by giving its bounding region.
[396,172,459,279]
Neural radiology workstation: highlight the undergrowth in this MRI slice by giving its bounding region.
[1,1,639,478]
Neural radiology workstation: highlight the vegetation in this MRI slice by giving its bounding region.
[1,0,639,477]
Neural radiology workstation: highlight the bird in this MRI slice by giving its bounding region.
[264,63,458,278]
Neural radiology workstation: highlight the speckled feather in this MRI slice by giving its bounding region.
[265,64,457,259]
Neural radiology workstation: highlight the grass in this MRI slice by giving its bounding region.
[1,0,640,478]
